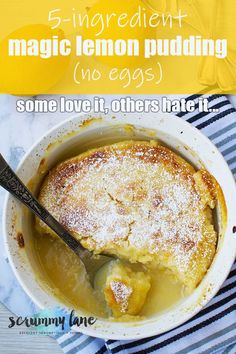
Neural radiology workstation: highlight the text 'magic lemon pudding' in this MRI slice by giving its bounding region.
[34,140,220,319]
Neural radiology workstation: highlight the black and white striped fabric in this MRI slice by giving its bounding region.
[56,95,236,354]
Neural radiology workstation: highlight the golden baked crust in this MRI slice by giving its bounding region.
[37,140,218,291]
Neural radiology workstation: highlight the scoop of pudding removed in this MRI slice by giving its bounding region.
[96,261,151,317]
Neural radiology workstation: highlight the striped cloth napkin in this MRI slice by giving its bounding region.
[55,94,236,354]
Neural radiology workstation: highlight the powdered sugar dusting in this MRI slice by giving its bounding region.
[110,280,133,313]
[39,142,217,289]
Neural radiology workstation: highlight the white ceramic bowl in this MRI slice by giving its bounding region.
[3,112,236,340]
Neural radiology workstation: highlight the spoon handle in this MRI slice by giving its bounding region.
[0,153,85,253]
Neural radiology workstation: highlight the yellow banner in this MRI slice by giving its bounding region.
[0,0,235,95]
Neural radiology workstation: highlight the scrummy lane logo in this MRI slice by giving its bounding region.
[8,308,97,334]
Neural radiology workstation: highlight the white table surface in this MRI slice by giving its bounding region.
[0,94,235,354]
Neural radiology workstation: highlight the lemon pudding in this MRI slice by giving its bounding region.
[35,140,219,318]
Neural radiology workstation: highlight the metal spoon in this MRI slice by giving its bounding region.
[0,153,113,286]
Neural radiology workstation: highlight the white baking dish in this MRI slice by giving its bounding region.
[3,112,236,340]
